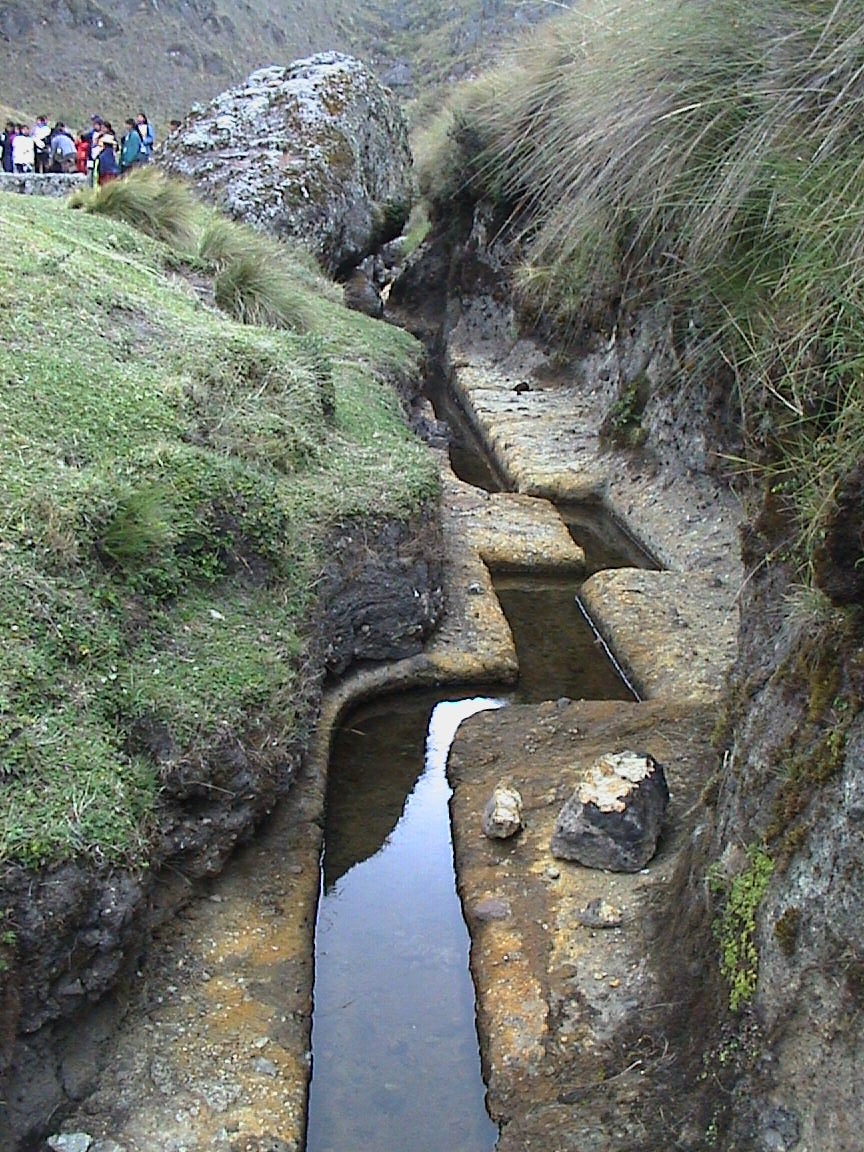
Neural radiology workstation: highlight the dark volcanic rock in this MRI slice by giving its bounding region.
[319,511,444,675]
[160,53,414,276]
[811,457,864,605]
[550,750,670,871]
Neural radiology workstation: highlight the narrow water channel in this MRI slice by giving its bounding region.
[305,692,505,1152]
[305,576,641,1151]
[305,370,656,1151]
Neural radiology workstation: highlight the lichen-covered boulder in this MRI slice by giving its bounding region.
[160,53,414,275]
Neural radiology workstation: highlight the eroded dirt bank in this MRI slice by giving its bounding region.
[0,504,449,1151]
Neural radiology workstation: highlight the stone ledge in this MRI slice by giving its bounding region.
[0,173,86,198]
[579,567,738,702]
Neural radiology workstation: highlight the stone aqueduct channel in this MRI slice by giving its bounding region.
[55,271,741,1149]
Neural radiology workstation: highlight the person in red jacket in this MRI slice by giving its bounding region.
[75,133,90,174]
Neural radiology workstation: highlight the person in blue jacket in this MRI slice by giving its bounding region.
[92,124,120,185]
[135,112,155,160]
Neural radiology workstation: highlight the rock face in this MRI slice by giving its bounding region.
[318,512,444,676]
[695,510,864,1152]
[159,53,415,276]
[550,750,669,871]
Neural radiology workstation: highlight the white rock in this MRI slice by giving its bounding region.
[482,784,523,839]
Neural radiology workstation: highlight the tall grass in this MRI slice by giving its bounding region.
[214,255,317,332]
[70,175,344,331]
[69,166,199,247]
[422,0,864,580]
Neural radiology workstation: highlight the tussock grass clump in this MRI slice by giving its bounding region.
[69,165,199,247]
[68,171,357,340]
[196,212,255,270]
[423,0,864,581]
[214,252,317,332]
[198,211,343,326]
[71,178,343,333]
[97,483,177,567]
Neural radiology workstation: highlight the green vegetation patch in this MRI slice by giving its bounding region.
[0,190,438,869]
[711,844,774,1012]
[420,0,864,582]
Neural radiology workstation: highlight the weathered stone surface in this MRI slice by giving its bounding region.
[318,513,444,676]
[481,783,523,839]
[160,53,414,275]
[574,897,623,928]
[47,1134,92,1152]
[343,263,384,317]
[0,173,85,198]
[550,750,669,871]
[579,568,737,702]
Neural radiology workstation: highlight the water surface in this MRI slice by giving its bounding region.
[306,694,505,1152]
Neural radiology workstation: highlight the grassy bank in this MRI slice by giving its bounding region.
[0,185,438,870]
[421,0,864,584]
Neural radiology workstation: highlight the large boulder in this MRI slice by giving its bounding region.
[160,53,415,276]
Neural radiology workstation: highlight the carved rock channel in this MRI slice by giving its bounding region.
[39,208,742,1151]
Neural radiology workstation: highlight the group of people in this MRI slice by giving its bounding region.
[1,112,179,184]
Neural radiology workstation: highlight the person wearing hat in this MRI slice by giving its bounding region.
[91,122,120,185]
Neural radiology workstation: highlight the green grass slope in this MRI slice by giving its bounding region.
[0,186,438,869]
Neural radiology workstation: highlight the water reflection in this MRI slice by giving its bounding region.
[306,694,505,1152]
[493,574,638,703]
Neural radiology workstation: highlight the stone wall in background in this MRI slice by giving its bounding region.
[0,173,86,197]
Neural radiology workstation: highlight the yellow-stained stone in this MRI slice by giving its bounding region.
[580,568,738,701]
